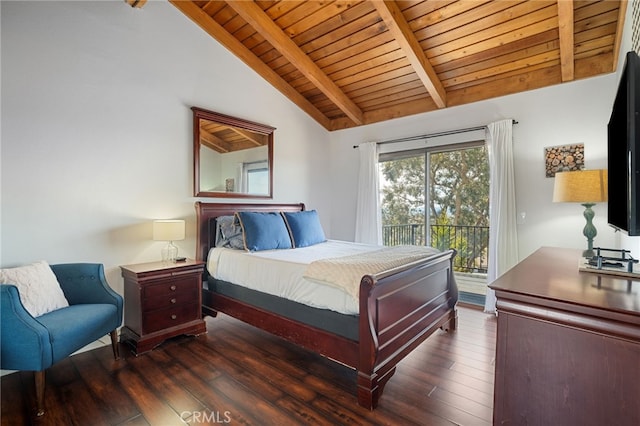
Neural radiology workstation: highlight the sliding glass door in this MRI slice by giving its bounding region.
[380,152,426,246]
[379,143,490,304]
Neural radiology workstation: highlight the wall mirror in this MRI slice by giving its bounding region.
[193,107,274,198]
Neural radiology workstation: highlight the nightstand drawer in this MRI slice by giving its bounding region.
[144,276,198,299]
[144,287,198,311]
[143,303,200,334]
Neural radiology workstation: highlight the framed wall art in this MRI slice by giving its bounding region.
[544,143,584,178]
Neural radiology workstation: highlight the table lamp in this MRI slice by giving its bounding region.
[153,219,185,262]
[553,169,608,258]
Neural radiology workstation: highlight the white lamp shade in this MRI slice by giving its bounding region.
[153,220,185,241]
[553,169,608,203]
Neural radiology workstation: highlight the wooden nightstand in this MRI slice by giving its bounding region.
[119,259,206,355]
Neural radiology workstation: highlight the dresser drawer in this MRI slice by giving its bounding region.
[143,303,200,334]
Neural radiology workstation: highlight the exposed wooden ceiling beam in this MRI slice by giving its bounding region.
[225,0,364,125]
[230,127,264,147]
[612,0,628,71]
[557,0,574,82]
[124,0,147,9]
[372,0,447,108]
[169,0,332,130]
[200,131,230,154]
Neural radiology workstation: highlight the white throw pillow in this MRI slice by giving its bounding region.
[0,261,69,317]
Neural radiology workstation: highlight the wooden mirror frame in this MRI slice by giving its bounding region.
[193,107,274,199]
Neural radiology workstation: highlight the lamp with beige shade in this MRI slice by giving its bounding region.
[153,219,185,263]
[553,169,608,258]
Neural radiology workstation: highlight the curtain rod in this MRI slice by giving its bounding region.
[352,119,518,149]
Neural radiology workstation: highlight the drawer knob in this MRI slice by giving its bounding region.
[170,285,177,291]
[170,298,177,304]
[171,314,177,320]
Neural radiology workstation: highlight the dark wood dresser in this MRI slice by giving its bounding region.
[120,259,206,354]
[489,247,640,425]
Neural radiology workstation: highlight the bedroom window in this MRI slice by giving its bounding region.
[379,142,489,305]
[242,160,269,194]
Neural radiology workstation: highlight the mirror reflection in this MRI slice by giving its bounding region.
[193,107,274,198]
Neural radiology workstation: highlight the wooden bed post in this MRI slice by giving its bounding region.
[447,309,458,331]
[442,264,459,332]
[357,275,377,410]
[356,275,399,410]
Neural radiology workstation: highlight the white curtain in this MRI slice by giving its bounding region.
[355,142,382,245]
[484,119,519,313]
[236,163,244,192]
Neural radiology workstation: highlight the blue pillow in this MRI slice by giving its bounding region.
[282,210,326,248]
[236,211,292,251]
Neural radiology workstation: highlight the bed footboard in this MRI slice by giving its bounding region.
[356,249,458,409]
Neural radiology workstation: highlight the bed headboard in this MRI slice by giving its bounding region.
[194,202,306,262]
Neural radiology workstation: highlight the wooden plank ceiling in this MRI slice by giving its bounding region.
[163,0,627,131]
[200,119,269,153]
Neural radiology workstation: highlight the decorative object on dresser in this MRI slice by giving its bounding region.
[119,259,206,355]
[552,169,608,257]
[153,219,185,263]
[579,247,640,280]
[489,247,639,426]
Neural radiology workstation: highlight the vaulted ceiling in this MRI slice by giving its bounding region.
[131,1,628,131]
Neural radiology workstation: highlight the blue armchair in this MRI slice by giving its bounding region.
[1,263,123,416]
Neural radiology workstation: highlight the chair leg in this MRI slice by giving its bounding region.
[35,370,45,416]
[110,329,120,360]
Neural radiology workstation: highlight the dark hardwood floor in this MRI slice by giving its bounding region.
[1,306,496,425]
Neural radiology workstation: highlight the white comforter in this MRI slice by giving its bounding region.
[207,240,381,315]
[304,245,441,299]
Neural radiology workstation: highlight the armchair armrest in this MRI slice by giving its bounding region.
[50,263,123,325]
[0,285,53,371]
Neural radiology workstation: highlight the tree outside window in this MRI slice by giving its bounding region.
[380,144,489,273]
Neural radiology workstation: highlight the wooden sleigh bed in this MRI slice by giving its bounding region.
[195,202,458,410]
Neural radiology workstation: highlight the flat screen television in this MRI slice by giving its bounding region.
[608,50,640,235]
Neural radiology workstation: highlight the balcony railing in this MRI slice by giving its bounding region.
[383,223,489,274]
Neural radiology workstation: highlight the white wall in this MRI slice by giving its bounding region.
[329,67,625,261]
[2,0,637,288]
[0,0,331,293]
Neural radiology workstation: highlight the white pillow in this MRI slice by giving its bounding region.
[0,261,69,317]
